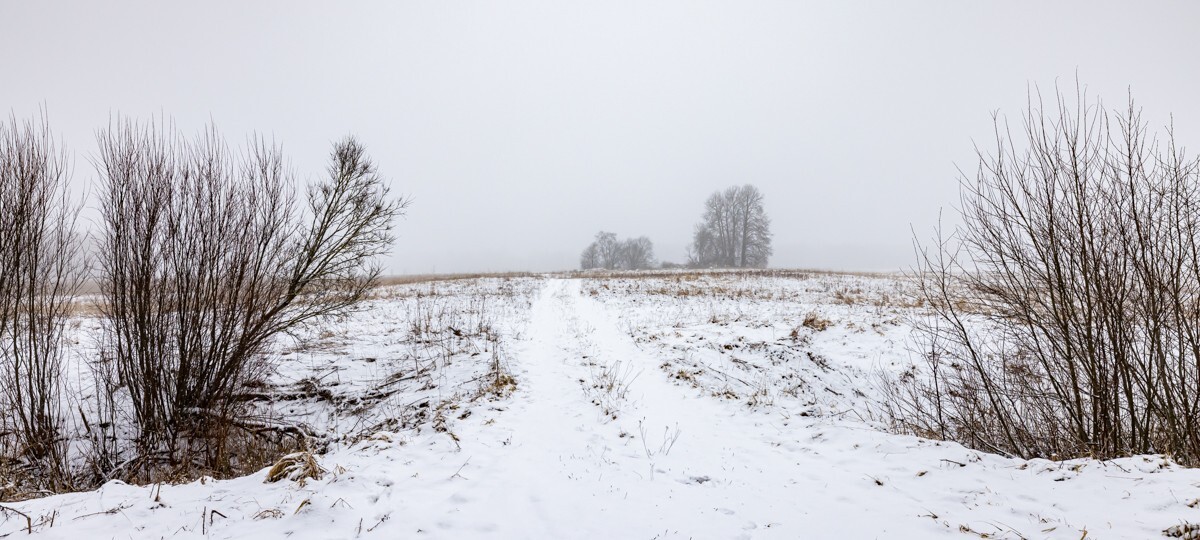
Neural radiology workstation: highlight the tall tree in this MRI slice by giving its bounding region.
[579,243,599,270]
[593,231,621,269]
[618,236,655,270]
[688,185,772,268]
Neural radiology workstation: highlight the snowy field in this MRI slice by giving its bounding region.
[3,271,1199,539]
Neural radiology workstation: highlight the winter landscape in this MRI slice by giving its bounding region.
[1,271,1196,539]
[5,2,1200,539]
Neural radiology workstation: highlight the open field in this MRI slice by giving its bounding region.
[2,270,1198,539]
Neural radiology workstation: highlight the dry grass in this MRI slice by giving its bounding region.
[67,296,104,317]
[67,272,541,316]
[264,451,324,483]
[801,312,832,332]
[579,268,918,308]
[376,272,537,287]
[571,267,901,281]
[1164,523,1200,538]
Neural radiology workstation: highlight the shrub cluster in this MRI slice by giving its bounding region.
[891,86,1200,465]
[0,114,405,493]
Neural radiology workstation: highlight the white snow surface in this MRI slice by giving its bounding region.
[3,274,1199,539]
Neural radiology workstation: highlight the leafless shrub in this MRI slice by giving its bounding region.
[891,83,1200,464]
[95,118,406,479]
[478,331,516,399]
[584,357,639,420]
[0,112,86,492]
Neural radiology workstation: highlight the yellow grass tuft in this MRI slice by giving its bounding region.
[264,451,324,483]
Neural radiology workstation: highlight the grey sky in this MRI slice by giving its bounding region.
[4,1,1199,274]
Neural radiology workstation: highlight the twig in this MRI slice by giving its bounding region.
[451,458,471,480]
[0,505,31,534]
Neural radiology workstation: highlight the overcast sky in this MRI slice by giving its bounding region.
[4,2,1199,274]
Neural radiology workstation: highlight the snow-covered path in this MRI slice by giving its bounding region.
[402,277,815,537]
[410,278,936,538]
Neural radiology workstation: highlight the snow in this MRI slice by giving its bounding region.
[3,273,1199,538]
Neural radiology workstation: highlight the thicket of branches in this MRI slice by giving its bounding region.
[580,232,655,270]
[93,119,406,479]
[889,86,1200,465]
[687,184,771,268]
[0,113,86,492]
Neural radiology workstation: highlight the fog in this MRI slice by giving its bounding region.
[3,1,1198,274]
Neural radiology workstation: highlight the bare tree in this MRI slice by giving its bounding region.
[96,118,406,477]
[580,232,655,270]
[579,231,621,270]
[618,236,655,270]
[580,243,600,270]
[688,185,772,268]
[0,112,86,490]
[891,84,1200,465]
[594,231,621,270]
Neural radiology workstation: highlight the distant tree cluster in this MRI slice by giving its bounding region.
[579,232,655,270]
[578,184,772,271]
[687,185,772,268]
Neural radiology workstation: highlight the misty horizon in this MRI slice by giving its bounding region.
[5,2,1199,275]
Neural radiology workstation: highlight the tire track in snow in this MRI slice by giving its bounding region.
[434,278,936,539]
